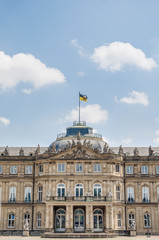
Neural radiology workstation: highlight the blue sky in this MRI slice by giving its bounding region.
[1,0,159,147]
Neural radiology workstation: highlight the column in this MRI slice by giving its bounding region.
[66,205,73,232]
[105,205,109,231]
[45,204,50,231]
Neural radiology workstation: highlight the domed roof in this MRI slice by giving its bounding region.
[49,121,108,153]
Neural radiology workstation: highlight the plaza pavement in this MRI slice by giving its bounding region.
[0,237,159,240]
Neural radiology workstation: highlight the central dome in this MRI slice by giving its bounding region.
[49,121,107,152]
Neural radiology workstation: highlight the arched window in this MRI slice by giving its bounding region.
[93,184,102,197]
[9,187,16,203]
[24,187,31,202]
[116,186,120,201]
[38,186,42,202]
[55,209,65,232]
[75,184,83,197]
[24,213,30,228]
[128,213,135,227]
[144,213,151,228]
[8,213,15,228]
[93,209,103,231]
[127,187,134,203]
[142,187,149,203]
[57,184,65,197]
[74,209,84,232]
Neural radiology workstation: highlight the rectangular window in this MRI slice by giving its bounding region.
[141,166,148,174]
[37,213,41,227]
[116,165,120,173]
[8,214,15,228]
[39,165,43,173]
[24,187,31,202]
[127,187,134,203]
[58,164,65,172]
[142,187,149,203]
[0,166,3,174]
[25,166,32,174]
[38,186,43,202]
[156,166,159,174]
[117,214,122,228]
[76,164,83,172]
[10,166,17,175]
[94,164,101,172]
[116,186,120,201]
[126,166,133,174]
[9,187,16,202]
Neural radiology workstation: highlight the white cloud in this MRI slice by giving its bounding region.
[0,51,65,91]
[91,41,157,72]
[63,104,108,124]
[122,138,132,145]
[156,130,159,135]
[119,91,149,106]
[0,117,10,126]
[21,88,32,94]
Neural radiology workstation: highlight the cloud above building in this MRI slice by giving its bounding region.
[91,42,157,72]
[71,40,157,72]
[63,104,108,124]
[0,51,65,91]
[0,117,10,126]
[119,91,149,106]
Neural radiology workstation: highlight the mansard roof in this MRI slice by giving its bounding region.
[0,146,159,157]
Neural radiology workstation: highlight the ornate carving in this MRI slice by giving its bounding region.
[76,132,81,145]
[55,146,103,160]
[134,147,139,156]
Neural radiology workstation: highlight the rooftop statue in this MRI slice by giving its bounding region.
[50,143,56,153]
[103,143,109,153]
[4,146,9,156]
[72,139,76,147]
[134,147,139,156]
[76,132,81,145]
[19,148,24,156]
[35,144,40,155]
[118,145,123,155]
[149,146,154,156]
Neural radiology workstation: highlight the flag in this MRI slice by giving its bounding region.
[80,93,88,102]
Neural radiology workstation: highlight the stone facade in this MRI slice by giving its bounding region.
[0,123,159,237]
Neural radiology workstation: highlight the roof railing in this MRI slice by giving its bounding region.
[73,121,86,126]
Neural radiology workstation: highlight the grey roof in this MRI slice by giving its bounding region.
[0,146,159,156]
[0,147,48,156]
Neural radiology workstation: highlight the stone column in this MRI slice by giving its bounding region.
[66,205,73,232]
[86,205,91,232]
[109,207,113,229]
[105,205,109,231]
[45,204,50,231]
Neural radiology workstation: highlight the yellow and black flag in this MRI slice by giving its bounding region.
[79,93,88,102]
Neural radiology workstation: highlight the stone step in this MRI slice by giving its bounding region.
[41,232,117,238]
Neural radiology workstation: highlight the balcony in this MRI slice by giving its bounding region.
[46,196,112,202]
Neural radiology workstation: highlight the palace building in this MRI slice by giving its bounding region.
[0,121,159,237]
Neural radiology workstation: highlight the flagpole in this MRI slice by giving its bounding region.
[79,91,80,124]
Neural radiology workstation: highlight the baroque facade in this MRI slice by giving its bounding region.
[0,121,159,237]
